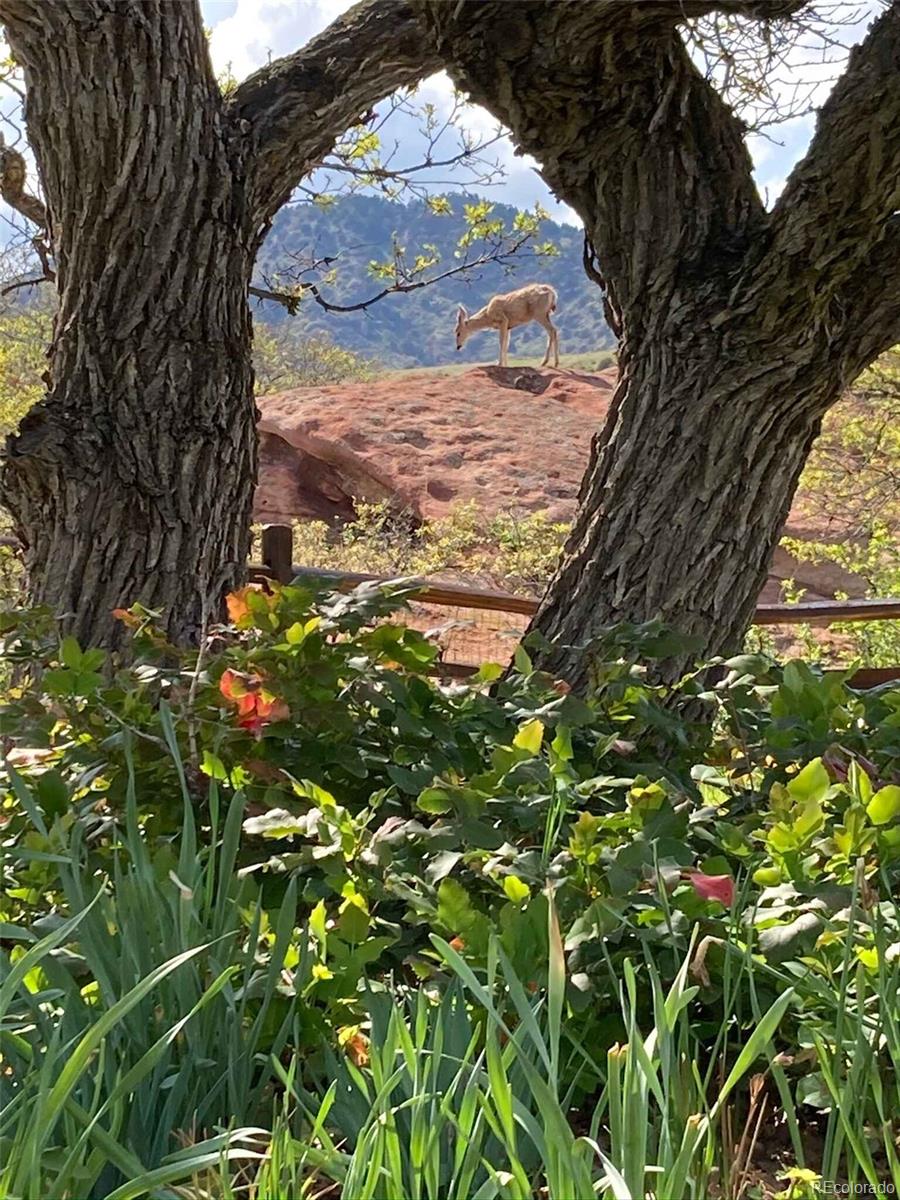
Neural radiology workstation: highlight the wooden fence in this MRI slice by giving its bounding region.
[254,525,900,690]
[3,526,899,687]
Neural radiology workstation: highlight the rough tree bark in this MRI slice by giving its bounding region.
[419,0,900,688]
[0,0,438,647]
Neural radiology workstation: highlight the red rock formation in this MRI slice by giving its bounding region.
[255,365,861,604]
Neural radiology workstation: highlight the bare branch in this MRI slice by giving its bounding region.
[684,3,869,132]
[302,89,509,206]
[250,233,542,316]
[248,284,301,314]
[0,136,46,227]
[417,1,766,324]
[0,134,55,291]
[0,273,47,297]
[229,0,440,226]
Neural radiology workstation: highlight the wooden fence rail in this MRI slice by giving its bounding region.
[254,525,900,689]
[256,524,900,626]
[3,526,899,686]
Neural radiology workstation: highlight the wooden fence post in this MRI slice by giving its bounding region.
[261,524,293,584]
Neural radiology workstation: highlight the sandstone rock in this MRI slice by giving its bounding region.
[255,366,616,526]
[255,365,861,604]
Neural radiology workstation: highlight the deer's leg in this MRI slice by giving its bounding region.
[539,315,558,367]
[498,321,510,367]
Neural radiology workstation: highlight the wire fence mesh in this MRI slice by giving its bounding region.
[395,600,530,669]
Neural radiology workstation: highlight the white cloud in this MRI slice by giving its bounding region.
[206,0,352,82]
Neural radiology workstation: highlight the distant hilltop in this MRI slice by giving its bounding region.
[254,193,614,369]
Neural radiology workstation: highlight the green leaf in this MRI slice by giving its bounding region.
[513,718,544,756]
[787,758,829,805]
[426,850,463,884]
[472,661,503,684]
[387,763,432,794]
[502,875,531,905]
[338,898,370,943]
[200,751,228,781]
[309,899,328,946]
[513,645,533,675]
[437,878,478,935]
[36,769,69,818]
[753,866,783,887]
[551,725,573,762]
[243,809,309,838]
[757,912,823,963]
[867,784,900,826]
[43,668,77,697]
[60,635,83,670]
[417,787,452,815]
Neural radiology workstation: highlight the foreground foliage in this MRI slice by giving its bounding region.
[2,582,899,1196]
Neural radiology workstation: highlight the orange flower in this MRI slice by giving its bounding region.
[347,1032,370,1067]
[112,607,141,629]
[225,585,273,626]
[449,936,466,951]
[219,669,289,736]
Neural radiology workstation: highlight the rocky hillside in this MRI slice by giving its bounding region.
[256,194,614,367]
[255,366,860,605]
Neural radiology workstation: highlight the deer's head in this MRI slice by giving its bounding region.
[455,305,469,351]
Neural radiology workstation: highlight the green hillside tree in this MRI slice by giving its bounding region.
[420,0,900,686]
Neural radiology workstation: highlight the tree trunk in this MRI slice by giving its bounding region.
[532,332,834,689]
[418,0,900,687]
[1,2,256,647]
[1,0,440,649]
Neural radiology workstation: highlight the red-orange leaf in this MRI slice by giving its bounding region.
[687,873,735,907]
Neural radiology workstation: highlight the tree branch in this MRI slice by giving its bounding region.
[0,137,46,228]
[230,0,440,227]
[0,273,48,296]
[761,3,900,316]
[416,1,767,330]
[0,136,55,289]
[249,235,539,316]
[248,284,302,315]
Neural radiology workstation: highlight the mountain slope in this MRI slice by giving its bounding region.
[256,194,613,367]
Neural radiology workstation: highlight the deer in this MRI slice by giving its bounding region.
[455,283,559,369]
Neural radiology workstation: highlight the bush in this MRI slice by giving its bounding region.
[3,588,900,1194]
[285,499,570,594]
[253,324,374,394]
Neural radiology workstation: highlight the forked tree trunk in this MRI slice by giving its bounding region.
[419,0,900,687]
[533,335,834,688]
[1,4,257,647]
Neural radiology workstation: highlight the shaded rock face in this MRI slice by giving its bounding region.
[255,365,861,603]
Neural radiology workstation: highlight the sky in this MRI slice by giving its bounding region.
[200,0,882,225]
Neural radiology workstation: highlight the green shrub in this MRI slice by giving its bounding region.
[253,325,374,394]
[3,590,900,1192]
[284,499,570,594]
[4,587,900,1053]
